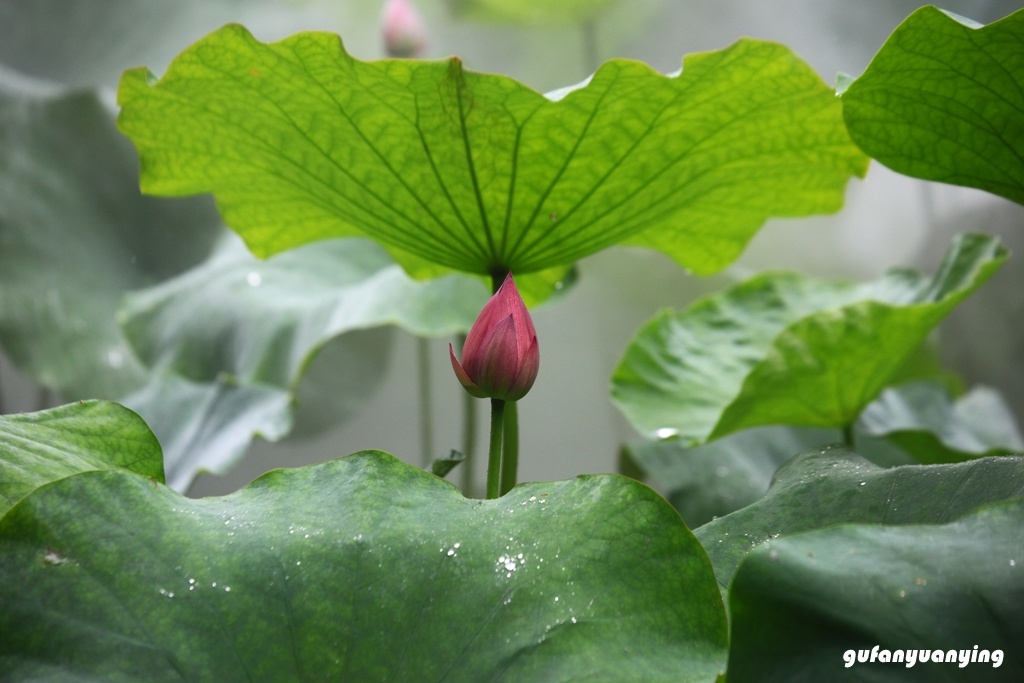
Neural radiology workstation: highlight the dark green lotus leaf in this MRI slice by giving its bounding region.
[695,447,1024,594]
[0,401,163,516]
[842,6,1024,204]
[611,233,1007,443]
[727,497,1024,681]
[860,380,1024,464]
[117,24,867,294]
[0,451,727,681]
[626,426,839,528]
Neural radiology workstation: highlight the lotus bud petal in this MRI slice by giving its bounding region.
[381,0,427,58]
[450,273,539,402]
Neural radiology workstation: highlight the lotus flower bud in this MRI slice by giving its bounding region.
[381,0,427,58]
[450,274,539,402]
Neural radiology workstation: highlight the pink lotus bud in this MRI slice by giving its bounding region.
[450,274,539,402]
[381,0,427,58]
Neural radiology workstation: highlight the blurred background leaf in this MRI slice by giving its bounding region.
[611,234,1007,442]
[119,233,485,489]
[0,74,219,399]
[859,380,1024,464]
[449,0,617,25]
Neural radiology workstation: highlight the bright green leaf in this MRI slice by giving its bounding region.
[611,233,1007,443]
[727,497,1024,681]
[860,380,1024,464]
[118,233,487,489]
[0,401,163,515]
[0,452,727,681]
[842,6,1024,204]
[694,447,1024,594]
[117,25,867,290]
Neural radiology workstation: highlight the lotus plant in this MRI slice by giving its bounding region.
[450,273,539,498]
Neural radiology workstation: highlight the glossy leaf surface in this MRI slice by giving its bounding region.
[0,406,727,681]
[695,447,1024,593]
[727,497,1024,681]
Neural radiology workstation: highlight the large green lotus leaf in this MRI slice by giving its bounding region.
[694,447,1024,594]
[860,380,1024,464]
[841,7,1024,205]
[610,233,1007,443]
[0,453,728,682]
[626,426,838,528]
[119,233,486,489]
[0,401,163,515]
[116,25,867,291]
[450,0,616,25]
[0,73,219,398]
[726,498,1024,682]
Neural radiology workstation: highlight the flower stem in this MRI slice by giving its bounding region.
[486,398,506,499]
[417,336,433,469]
[500,400,519,495]
[842,422,856,448]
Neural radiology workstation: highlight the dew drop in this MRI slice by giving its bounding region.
[246,272,262,287]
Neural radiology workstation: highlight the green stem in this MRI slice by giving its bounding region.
[500,400,519,495]
[417,336,433,469]
[486,398,506,499]
[842,422,856,448]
